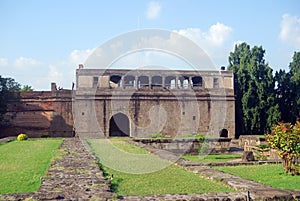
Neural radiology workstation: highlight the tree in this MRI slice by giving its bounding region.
[275,70,295,123]
[0,76,22,125]
[275,52,300,123]
[228,43,280,136]
[290,52,300,119]
[21,85,33,92]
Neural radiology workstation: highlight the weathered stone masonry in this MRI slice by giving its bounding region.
[0,86,74,138]
[74,68,235,138]
[0,67,235,139]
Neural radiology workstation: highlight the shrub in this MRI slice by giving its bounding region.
[182,134,206,142]
[266,120,300,175]
[198,143,210,155]
[17,133,28,141]
[253,144,270,160]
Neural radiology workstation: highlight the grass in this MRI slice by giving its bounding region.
[0,138,63,194]
[182,153,242,162]
[214,164,300,190]
[108,137,148,154]
[88,138,234,196]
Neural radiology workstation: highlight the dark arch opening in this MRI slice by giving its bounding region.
[152,76,162,87]
[109,113,130,137]
[192,76,203,87]
[138,76,149,88]
[110,75,121,88]
[219,129,228,138]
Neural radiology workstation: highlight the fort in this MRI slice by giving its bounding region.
[0,66,235,139]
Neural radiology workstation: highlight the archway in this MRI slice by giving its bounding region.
[219,129,228,138]
[109,113,130,137]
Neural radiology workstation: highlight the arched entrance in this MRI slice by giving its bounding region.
[109,113,130,137]
[219,129,229,138]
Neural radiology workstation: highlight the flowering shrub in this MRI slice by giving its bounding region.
[266,120,300,175]
[17,133,28,141]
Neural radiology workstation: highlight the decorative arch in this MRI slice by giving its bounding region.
[109,113,130,137]
[219,128,229,138]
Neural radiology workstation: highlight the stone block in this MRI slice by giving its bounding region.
[242,151,255,161]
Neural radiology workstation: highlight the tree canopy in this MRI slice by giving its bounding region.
[0,76,33,124]
[228,42,280,136]
[275,52,300,123]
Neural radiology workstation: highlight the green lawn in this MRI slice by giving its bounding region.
[0,138,63,194]
[88,138,234,196]
[182,153,241,162]
[214,164,300,190]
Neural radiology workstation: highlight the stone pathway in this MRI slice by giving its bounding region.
[0,138,116,201]
[0,136,16,143]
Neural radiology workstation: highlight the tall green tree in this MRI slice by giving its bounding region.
[0,76,22,125]
[275,52,300,123]
[290,52,300,119]
[228,43,280,136]
[274,70,295,123]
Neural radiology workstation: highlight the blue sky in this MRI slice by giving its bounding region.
[0,0,299,90]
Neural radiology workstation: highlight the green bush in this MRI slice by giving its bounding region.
[182,134,205,142]
[17,133,28,141]
[266,120,300,175]
[254,144,270,160]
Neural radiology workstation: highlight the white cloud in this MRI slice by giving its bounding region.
[13,56,41,69]
[208,22,233,46]
[146,1,161,19]
[175,23,232,47]
[0,58,8,66]
[69,48,95,65]
[48,65,63,84]
[279,14,300,49]
[174,23,233,67]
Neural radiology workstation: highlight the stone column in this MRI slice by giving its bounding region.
[121,76,125,89]
[162,76,165,88]
[175,76,178,89]
[135,76,138,89]
[189,76,192,89]
[149,76,152,89]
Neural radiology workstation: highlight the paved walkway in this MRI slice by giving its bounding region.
[0,138,116,201]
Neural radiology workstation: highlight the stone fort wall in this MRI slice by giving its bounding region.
[74,68,235,138]
[0,68,235,139]
[0,84,74,138]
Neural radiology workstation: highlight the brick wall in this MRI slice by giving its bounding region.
[0,89,74,138]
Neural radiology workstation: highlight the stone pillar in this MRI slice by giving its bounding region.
[175,76,178,89]
[135,76,138,89]
[121,76,125,89]
[149,76,152,89]
[189,76,192,89]
[51,82,57,91]
[162,76,165,88]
